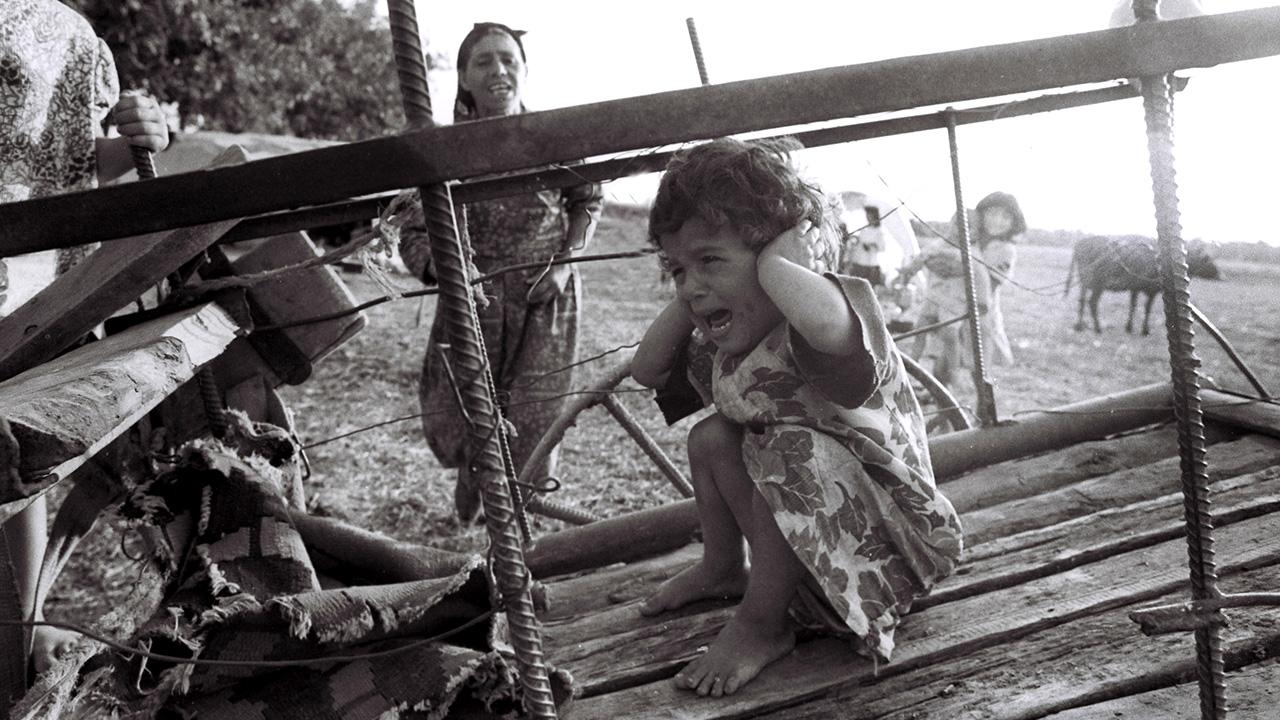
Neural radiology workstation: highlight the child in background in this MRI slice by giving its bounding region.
[972,191,1025,366]
[632,137,963,697]
[838,203,887,286]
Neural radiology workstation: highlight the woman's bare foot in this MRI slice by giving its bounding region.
[674,614,795,697]
[639,560,748,617]
[30,624,79,674]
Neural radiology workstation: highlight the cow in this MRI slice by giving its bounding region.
[1064,236,1220,335]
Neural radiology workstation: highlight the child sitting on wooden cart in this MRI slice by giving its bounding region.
[632,137,963,697]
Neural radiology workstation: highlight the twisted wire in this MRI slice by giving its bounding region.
[384,3,556,717]
[1134,2,1226,716]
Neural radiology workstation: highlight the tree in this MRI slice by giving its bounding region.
[65,0,434,141]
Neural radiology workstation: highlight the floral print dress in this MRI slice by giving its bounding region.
[399,183,604,478]
[1,0,118,314]
[666,274,964,661]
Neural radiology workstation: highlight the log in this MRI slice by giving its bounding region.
[1204,388,1280,440]
[5,8,1280,250]
[0,145,247,383]
[960,434,1280,546]
[942,423,1237,514]
[526,500,700,580]
[529,383,1176,579]
[293,513,475,585]
[0,302,239,523]
[566,510,1280,713]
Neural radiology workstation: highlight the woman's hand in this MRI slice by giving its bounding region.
[759,219,819,270]
[526,263,572,304]
[112,94,170,153]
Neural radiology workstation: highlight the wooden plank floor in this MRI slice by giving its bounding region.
[540,398,1280,719]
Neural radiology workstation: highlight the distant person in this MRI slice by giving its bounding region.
[901,236,991,389]
[0,0,169,676]
[632,137,962,697]
[971,191,1025,366]
[838,203,887,286]
[396,22,604,520]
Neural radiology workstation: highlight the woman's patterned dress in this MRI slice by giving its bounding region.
[1,0,118,314]
[400,183,604,484]
[665,274,963,661]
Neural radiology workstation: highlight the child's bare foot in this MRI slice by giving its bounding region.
[674,614,795,697]
[639,560,747,617]
[31,624,79,674]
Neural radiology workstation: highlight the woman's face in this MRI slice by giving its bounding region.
[981,205,1015,237]
[460,32,526,118]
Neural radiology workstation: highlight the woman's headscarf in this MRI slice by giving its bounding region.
[454,22,527,122]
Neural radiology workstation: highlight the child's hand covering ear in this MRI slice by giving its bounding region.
[761,220,820,271]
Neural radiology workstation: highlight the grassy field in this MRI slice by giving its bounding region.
[47,209,1280,626]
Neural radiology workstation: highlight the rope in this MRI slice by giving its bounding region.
[1133,2,1226,717]
[383,4,556,717]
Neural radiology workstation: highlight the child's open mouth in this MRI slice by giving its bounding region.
[704,309,733,338]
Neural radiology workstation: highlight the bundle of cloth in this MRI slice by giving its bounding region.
[13,414,570,720]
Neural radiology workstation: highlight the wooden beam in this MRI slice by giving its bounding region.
[219,82,1149,244]
[0,145,247,383]
[751,564,1280,720]
[567,512,1280,712]
[4,8,1280,252]
[0,302,239,524]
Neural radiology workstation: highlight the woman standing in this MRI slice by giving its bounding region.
[400,23,603,520]
[2,0,169,675]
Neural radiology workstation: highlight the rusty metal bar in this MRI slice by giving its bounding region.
[382,3,556,717]
[1188,302,1273,400]
[944,110,997,427]
[1132,2,1226,718]
[686,18,710,85]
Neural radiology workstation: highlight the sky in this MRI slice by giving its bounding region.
[406,0,1280,245]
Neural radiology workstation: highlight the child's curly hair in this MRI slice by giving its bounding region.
[648,137,839,272]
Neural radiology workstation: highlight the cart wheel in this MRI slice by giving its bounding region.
[900,354,972,434]
[518,356,693,525]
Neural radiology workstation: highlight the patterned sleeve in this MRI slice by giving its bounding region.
[789,273,894,409]
[653,330,715,425]
[91,36,120,126]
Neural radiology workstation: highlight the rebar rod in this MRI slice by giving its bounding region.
[686,18,710,85]
[944,110,997,427]
[382,4,556,717]
[1133,2,1226,718]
